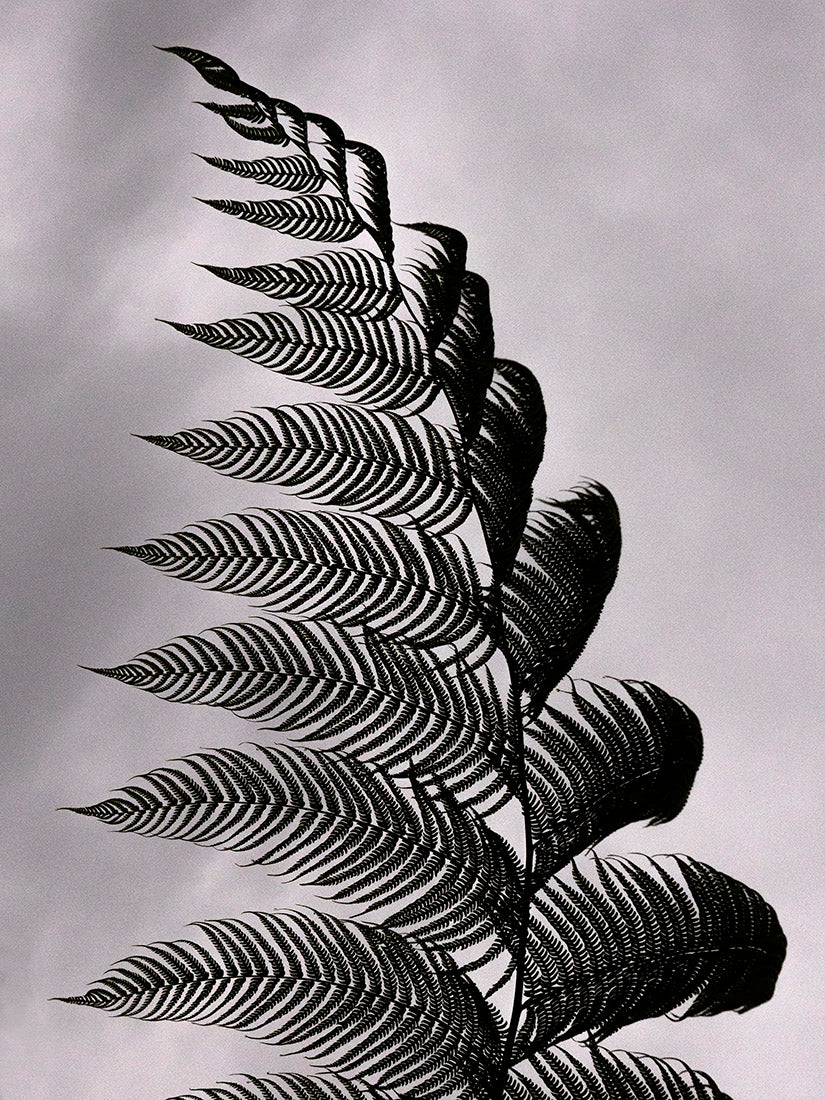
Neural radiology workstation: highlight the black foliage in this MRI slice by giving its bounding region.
[518,855,786,1054]
[506,1046,733,1100]
[433,272,495,442]
[85,615,515,812]
[108,507,493,659]
[468,358,547,577]
[59,45,785,1100]
[525,678,703,886]
[195,194,363,240]
[67,744,522,964]
[158,307,436,413]
[196,249,402,317]
[196,151,328,192]
[397,222,467,346]
[167,1075,397,1100]
[57,911,502,1100]
[502,482,621,715]
[138,402,470,533]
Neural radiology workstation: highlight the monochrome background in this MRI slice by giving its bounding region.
[2,2,823,1097]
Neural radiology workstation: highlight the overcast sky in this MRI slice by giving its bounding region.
[2,2,823,1098]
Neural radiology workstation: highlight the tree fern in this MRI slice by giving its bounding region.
[58,46,785,1100]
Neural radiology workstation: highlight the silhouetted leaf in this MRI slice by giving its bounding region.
[503,483,621,714]
[468,359,546,577]
[197,152,327,192]
[519,854,786,1055]
[57,910,503,1100]
[507,1045,732,1100]
[434,272,495,442]
[159,308,435,413]
[198,249,401,318]
[85,616,515,811]
[526,678,702,886]
[196,195,363,241]
[110,509,491,658]
[69,745,522,964]
[138,403,469,534]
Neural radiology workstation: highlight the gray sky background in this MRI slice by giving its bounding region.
[2,2,823,1097]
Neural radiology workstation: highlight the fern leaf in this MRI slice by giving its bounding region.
[433,271,496,442]
[159,308,435,413]
[57,910,502,1099]
[468,359,547,577]
[166,1073,397,1100]
[161,47,309,151]
[526,678,703,886]
[198,100,292,147]
[67,745,521,962]
[506,1045,732,1100]
[138,403,470,535]
[85,616,514,809]
[198,249,402,318]
[171,47,396,257]
[197,152,327,193]
[196,194,362,241]
[396,222,467,347]
[345,142,393,260]
[305,112,349,195]
[502,483,621,714]
[158,46,268,101]
[518,854,786,1055]
[110,509,490,656]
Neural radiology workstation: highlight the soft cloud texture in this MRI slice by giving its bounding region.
[2,2,823,1097]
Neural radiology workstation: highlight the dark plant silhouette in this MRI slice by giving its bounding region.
[56,48,785,1100]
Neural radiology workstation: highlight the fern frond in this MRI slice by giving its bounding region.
[396,223,467,347]
[57,909,503,1099]
[345,142,393,260]
[159,47,265,97]
[159,308,435,414]
[197,250,402,318]
[196,152,327,193]
[196,195,362,242]
[85,616,514,809]
[517,854,786,1055]
[526,678,703,886]
[506,1045,731,1100]
[304,112,348,196]
[167,1072,396,1100]
[502,483,621,714]
[468,359,547,577]
[68,745,522,962]
[110,510,491,658]
[138,403,470,535]
[198,100,292,147]
[159,47,308,151]
[58,46,788,1100]
[433,272,495,442]
[159,48,309,151]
